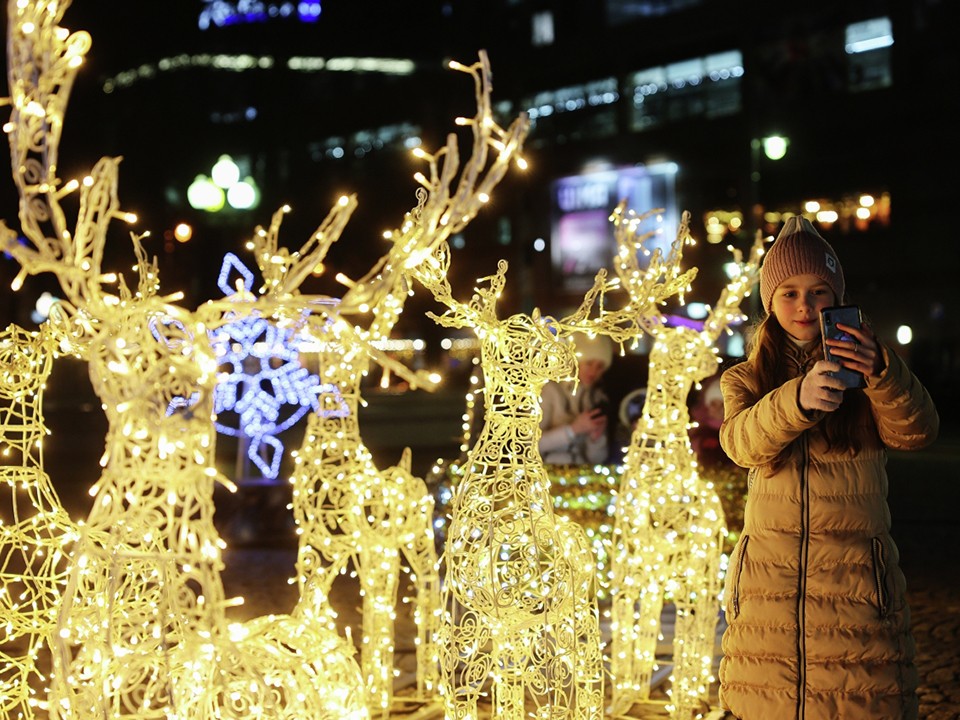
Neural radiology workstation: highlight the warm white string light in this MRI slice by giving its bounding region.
[608,207,765,719]
[0,323,83,719]
[407,221,691,719]
[218,50,529,717]
[3,3,369,717]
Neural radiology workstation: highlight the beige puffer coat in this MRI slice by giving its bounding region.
[718,340,939,720]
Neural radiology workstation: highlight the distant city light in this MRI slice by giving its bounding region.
[198,1,321,30]
[174,223,193,243]
[188,157,260,212]
[227,178,259,210]
[686,302,708,319]
[187,175,225,212]
[31,291,59,323]
[762,135,788,161]
[727,331,745,356]
[211,154,240,188]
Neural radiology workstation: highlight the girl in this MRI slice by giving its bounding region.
[718,216,939,719]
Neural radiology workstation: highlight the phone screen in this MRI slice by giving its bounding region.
[819,305,865,389]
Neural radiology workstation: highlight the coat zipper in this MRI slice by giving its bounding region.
[872,537,890,618]
[731,535,750,619]
[796,432,810,720]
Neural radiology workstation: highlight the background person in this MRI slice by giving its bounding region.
[717,216,939,720]
[539,333,613,465]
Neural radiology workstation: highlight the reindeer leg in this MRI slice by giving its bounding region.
[670,543,724,720]
[492,627,528,720]
[359,544,401,718]
[400,504,442,698]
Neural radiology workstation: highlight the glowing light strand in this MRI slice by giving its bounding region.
[0,323,82,720]
[2,2,368,717]
[232,50,528,717]
[608,206,765,719]
[408,229,690,720]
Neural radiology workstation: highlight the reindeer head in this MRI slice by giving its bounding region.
[486,312,576,389]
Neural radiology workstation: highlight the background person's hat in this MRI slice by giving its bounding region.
[759,216,845,313]
[573,333,614,369]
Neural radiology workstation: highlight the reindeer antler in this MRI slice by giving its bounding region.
[611,203,698,318]
[551,203,698,345]
[249,196,359,298]
[410,239,506,332]
[3,3,144,323]
[699,228,766,344]
[244,50,526,324]
[336,50,528,315]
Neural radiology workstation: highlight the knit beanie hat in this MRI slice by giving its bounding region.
[573,333,614,369]
[759,216,845,313]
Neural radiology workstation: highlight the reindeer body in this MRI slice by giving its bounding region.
[0,324,78,720]
[49,304,368,719]
[610,323,727,718]
[607,219,765,718]
[51,305,225,717]
[434,312,604,720]
[291,318,441,717]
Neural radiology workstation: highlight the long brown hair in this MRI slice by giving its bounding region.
[746,313,866,467]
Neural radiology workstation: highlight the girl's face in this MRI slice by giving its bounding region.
[770,273,837,343]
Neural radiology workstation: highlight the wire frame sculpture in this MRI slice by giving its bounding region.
[0,323,81,720]
[408,229,689,720]
[3,2,368,717]
[230,51,529,717]
[608,206,765,719]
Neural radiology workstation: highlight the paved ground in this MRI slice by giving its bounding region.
[34,466,960,718]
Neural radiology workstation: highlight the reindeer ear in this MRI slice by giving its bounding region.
[540,315,561,337]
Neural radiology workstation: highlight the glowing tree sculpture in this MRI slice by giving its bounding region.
[408,231,691,720]
[3,2,368,718]
[233,53,529,717]
[608,207,765,718]
[0,322,81,720]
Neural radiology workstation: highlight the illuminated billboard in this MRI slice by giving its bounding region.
[550,163,678,292]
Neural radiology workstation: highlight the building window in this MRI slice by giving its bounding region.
[522,78,620,141]
[605,0,704,25]
[628,50,743,131]
[845,17,893,92]
[532,11,555,46]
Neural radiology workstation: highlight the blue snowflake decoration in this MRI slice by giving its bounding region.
[210,313,318,478]
[205,253,347,480]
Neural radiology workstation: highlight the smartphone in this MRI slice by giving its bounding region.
[819,305,865,389]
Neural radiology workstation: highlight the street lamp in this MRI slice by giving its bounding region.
[750,134,789,228]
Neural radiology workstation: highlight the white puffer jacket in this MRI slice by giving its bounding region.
[538,380,609,465]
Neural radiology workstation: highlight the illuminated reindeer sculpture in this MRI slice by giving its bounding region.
[3,3,368,718]
[232,52,528,717]
[609,207,764,719]
[0,322,83,720]
[408,229,690,720]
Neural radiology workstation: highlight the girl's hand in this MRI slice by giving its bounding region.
[800,360,848,412]
[823,322,883,379]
